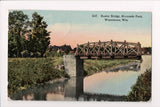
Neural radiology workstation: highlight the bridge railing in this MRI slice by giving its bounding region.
[75,40,141,59]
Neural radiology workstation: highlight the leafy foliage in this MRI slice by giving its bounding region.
[8,11,29,57]
[8,57,68,95]
[45,50,64,57]
[8,11,50,57]
[48,45,73,54]
[126,68,151,101]
[27,12,50,57]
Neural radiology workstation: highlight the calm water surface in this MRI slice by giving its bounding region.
[84,55,151,96]
[9,55,151,101]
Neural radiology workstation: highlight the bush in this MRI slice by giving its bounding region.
[45,50,64,57]
[8,58,68,95]
[126,68,151,101]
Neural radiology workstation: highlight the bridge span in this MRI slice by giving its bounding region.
[75,40,141,59]
[64,40,142,77]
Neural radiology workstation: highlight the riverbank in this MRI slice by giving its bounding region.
[126,68,151,101]
[8,57,68,95]
[8,57,138,95]
[84,59,139,76]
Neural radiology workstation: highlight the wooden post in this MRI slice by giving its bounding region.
[126,42,128,56]
[75,44,79,56]
[87,42,90,56]
[124,40,126,56]
[83,45,86,56]
[103,42,105,55]
[137,42,141,56]
[139,42,141,55]
[111,40,113,56]
[115,42,116,55]
[93,42,95,56]
[98,40,101,56]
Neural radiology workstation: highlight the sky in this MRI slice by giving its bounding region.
[22,10,151,48]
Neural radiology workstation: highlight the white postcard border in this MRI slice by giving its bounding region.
[0,1,160,107]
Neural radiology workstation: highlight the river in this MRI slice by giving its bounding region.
[9,55,151,101]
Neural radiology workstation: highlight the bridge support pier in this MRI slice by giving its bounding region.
[63,55,84,77]
[63,55,84,99]
[64,77,84,100]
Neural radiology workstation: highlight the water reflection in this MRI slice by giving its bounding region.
[9,77,126,101]
[81,93,126,101]
[84,55,151,96]
[9,79,68,100]
[107,62,141,72]
[64,77,83,100]
[9,55,151,101]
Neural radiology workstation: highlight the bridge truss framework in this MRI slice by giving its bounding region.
[75,40,142,59]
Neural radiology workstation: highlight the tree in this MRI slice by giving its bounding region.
[27,12,50,57]
[8,11,29,57]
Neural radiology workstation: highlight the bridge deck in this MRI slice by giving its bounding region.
[78,56,141,60]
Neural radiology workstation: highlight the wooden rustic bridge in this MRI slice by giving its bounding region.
[64,40,142,77]
[75,40,142,59]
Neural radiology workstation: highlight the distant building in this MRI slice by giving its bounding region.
[141,47,151,55]
[57,49,64,53]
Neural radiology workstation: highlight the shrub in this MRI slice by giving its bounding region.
[126,68,151,101]
[8,58,68,95]
[45,50,64,57]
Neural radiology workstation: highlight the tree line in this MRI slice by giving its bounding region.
[48,45,73,53]
[8,11,50,57]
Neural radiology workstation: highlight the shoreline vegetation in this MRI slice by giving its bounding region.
[81,68,151,102]
[8,57,67,95]
[8,57,138,95]
[8,56,151,101]
[126,68,151,101]
[84,59,139,76]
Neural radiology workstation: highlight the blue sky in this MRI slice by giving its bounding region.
[22,10,151,29]
[16,10,151,47]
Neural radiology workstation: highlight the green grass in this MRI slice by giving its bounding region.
[8,57,138,95]
[8,57,63,65]
[84,59,138,76]
[8,57,66,95]
[126,68,151,101]
[53,56,63,66]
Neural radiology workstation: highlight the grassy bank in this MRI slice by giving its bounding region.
[84,59,138,76]
[126,68,151,101]
[8,57,67,95]
[8,57,138,95]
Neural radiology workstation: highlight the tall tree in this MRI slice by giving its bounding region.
[28,12,50,57]
[8,11,29,57]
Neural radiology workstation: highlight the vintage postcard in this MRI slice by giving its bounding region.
[8,10,151,101]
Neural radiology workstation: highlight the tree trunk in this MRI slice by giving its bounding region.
[41,52,44,57]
